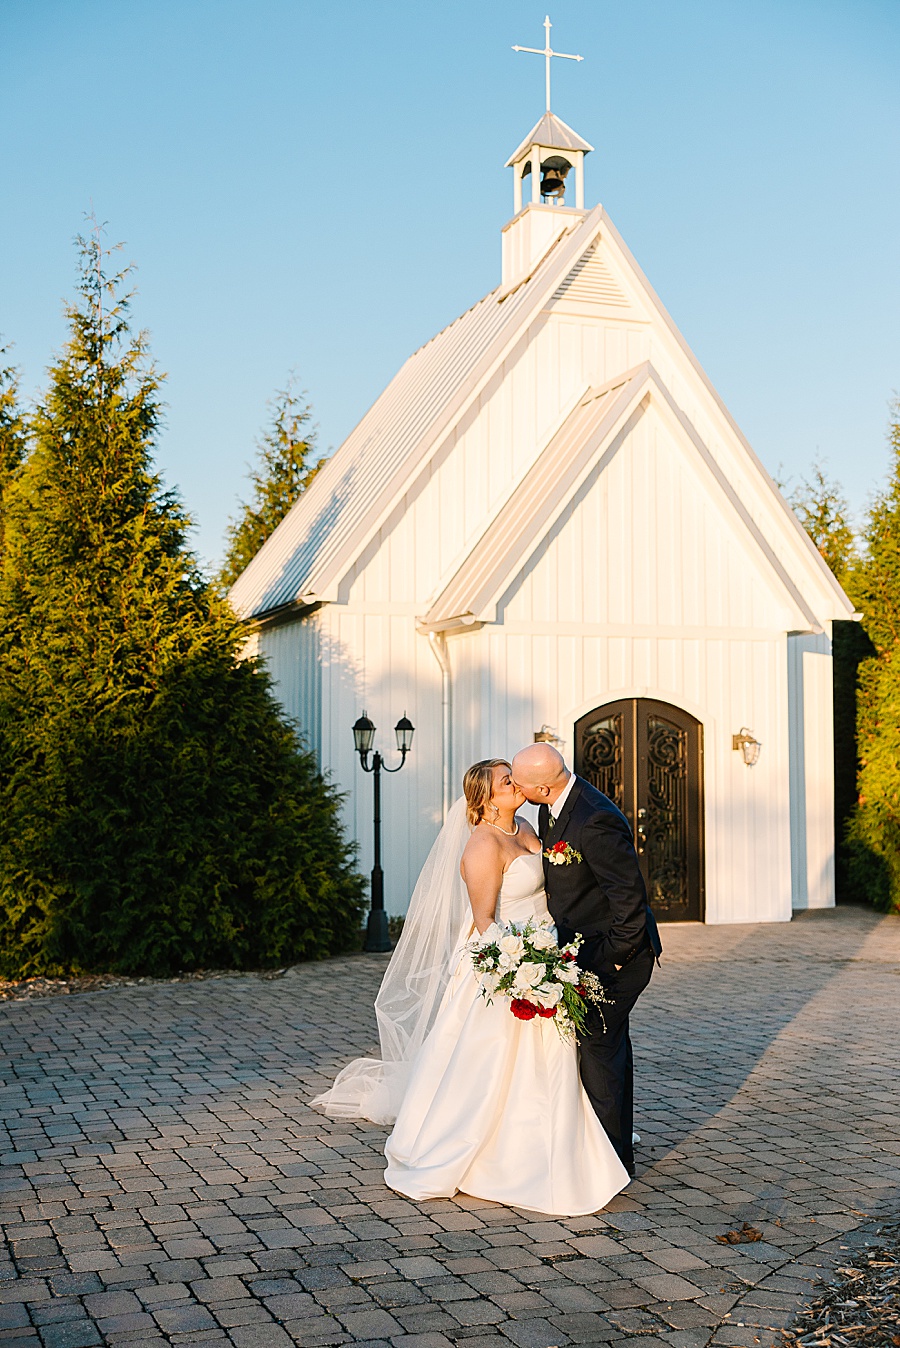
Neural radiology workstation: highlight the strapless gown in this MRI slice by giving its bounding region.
[383,850,630,1215]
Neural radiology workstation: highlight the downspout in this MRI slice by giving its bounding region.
[427,630,453,821]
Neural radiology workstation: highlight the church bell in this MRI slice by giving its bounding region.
[539,162,569,200]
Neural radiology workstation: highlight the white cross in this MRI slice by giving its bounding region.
[512,15,583,114]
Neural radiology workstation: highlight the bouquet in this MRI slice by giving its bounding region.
[466,917,611,1041]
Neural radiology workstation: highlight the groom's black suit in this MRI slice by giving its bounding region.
[539,777,662,1174]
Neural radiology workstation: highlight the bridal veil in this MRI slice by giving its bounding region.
[310,797,473,1124]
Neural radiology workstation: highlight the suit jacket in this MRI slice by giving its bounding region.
[540,776,662,972]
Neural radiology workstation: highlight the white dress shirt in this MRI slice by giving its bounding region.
[549,768,577,825]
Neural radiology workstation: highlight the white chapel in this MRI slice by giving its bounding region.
[230,34,854,926]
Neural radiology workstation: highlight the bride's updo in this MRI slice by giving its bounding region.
[463,759,511,828]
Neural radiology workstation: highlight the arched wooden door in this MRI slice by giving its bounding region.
[574,699,705,922]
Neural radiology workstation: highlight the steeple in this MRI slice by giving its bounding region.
[502,16,594,285]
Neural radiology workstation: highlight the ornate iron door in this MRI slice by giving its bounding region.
[574,699,704,922]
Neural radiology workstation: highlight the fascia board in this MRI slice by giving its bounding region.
[420,367,652,629]
[308,205,611,603]
[646,371,822,633]
[598,211,855,621]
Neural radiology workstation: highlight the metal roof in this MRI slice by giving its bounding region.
[505,112,594,167]
[229,208,605,622]
[228,201,855,630]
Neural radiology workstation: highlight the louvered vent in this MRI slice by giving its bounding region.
[553,247,630,307]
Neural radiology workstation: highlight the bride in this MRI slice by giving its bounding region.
[311,758,630,1216]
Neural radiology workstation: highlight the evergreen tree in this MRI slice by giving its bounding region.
[0,345,27,560]
[844,407,900,913]
[220,377,324,588]
[788,460,858,585]
[0,233,364,977]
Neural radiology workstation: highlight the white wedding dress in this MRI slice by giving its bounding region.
[383,850,630,1215]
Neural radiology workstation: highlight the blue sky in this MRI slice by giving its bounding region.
[2,0,898,568]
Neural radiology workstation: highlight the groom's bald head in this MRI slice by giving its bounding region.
[511,743,570,805]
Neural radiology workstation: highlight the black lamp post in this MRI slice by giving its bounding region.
[352,711,415,952]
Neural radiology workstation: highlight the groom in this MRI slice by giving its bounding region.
[512,743,662,1175]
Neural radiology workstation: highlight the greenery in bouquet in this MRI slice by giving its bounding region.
[467,917,611,1040]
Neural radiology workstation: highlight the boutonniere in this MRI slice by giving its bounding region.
[544,840,583,866]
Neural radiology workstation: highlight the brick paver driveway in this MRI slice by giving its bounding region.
[2,907,899,1348]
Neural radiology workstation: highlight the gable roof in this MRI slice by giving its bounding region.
[230,204,855,629]
[421,362,828,634]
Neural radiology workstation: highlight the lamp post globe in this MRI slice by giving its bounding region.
[352,713,376,761]
[394,714,415,755]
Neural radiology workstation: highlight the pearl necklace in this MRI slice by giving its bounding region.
[485,819,519,836]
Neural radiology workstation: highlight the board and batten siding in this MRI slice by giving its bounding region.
[321,604,444,917]
[258,386,808,922]
[448,626,792,924]
[788,632,836,910]
[255,615,322,763]
[246,224,843,925]
[341,309,653,611]
[257,606,447,911]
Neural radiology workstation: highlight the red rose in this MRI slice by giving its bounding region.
[552,841,567,852]
[574,985,586,996]
[511,998,538,1020]
[536,1005,557,1018]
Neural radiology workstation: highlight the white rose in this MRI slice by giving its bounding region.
[480,972,501,996]
[480,922,503,944]
[555,966,580,983]
[498,952,516,971]
[532,982,563,1007]
[498,934,525,961]
[513,961,546,992]
[530,929,557,951]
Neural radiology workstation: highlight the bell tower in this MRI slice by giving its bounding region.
[507,111,592,215]
[501,17,593,286]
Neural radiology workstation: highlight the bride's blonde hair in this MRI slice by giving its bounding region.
[463,759,511,828]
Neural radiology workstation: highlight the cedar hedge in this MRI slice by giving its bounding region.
[0,235,365,977]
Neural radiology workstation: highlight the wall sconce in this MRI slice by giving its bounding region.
[534,724,565,750]
[732,727,761,766]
